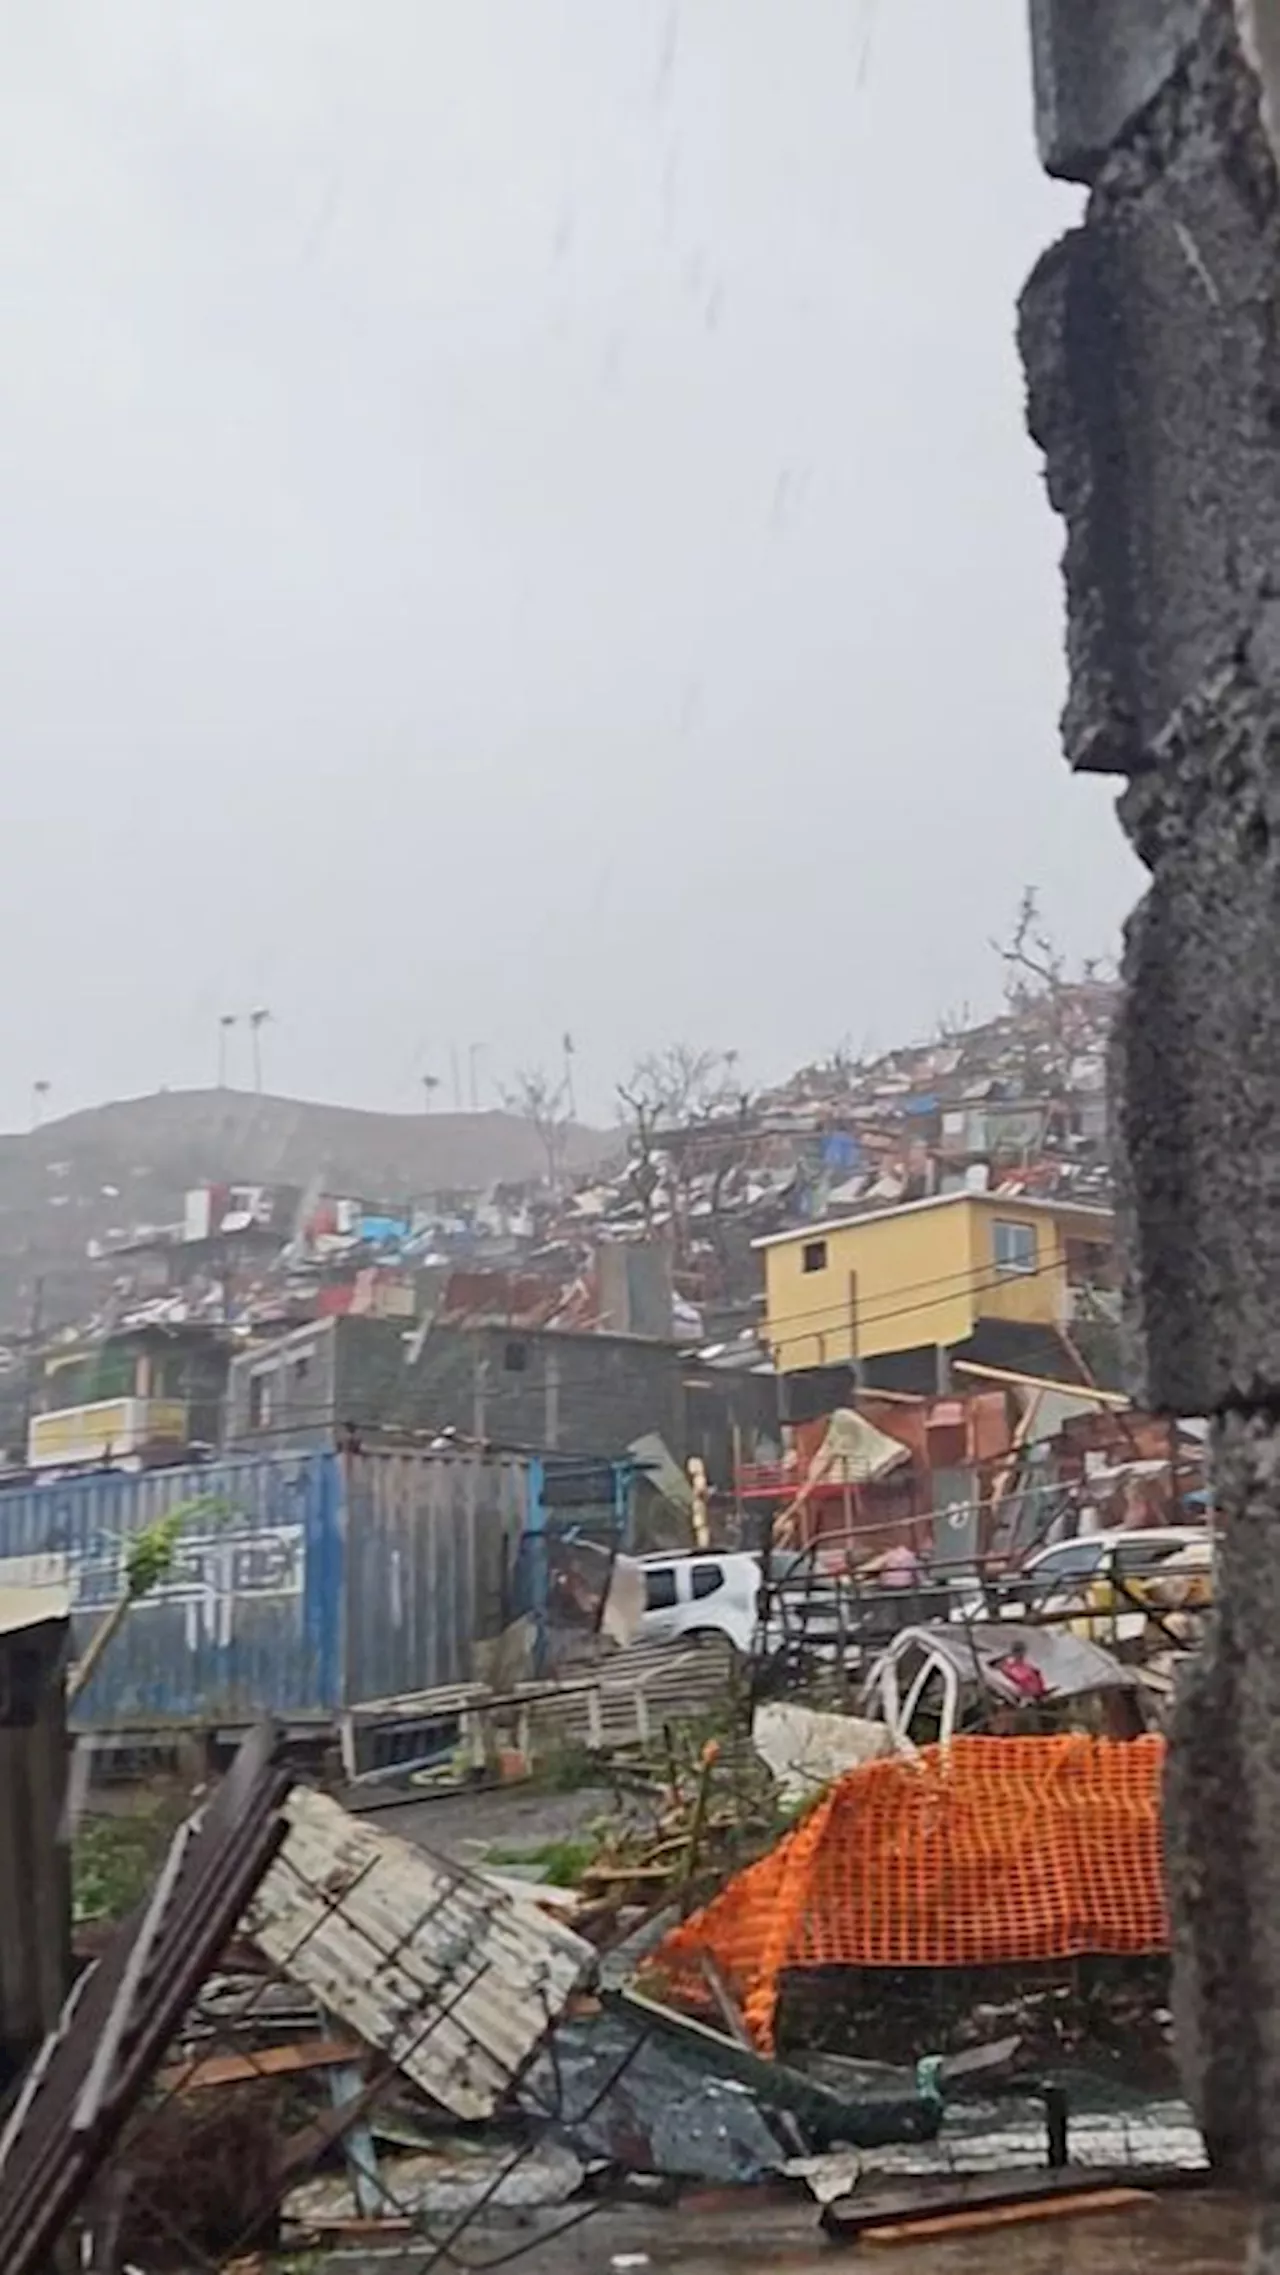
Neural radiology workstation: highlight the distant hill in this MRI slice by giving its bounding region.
[0,1089,608,1334]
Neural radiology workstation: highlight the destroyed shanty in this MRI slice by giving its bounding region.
[0,947,1225,2263]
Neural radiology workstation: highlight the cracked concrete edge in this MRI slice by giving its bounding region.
[1027,0,1210,181]
[1167,1416,1280,2190]
[1236,1,1280,165]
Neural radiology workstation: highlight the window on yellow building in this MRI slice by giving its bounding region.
[802,1239,828,1274]
[993,1219,1037,1275]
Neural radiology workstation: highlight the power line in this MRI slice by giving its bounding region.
[764,1249,1071,1341]
[766,1254,1102,1359]
[763,1243,1070,1332]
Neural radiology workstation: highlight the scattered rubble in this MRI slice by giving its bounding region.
[751,1701,891,1805]
[0,1704,1219,2271]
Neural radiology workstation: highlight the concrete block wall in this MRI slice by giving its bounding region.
[1022,1,1280,2231]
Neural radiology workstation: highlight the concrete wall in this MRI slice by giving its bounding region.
[342,1320,689,1458]
[1021,0,1280,2210]
[763,1204,975,1373]
[229,1315,694,1463]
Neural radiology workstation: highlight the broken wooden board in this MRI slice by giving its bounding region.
[861,2187,1152,2244]
[157,2037,363,2094]
[821,2163,1208,2245]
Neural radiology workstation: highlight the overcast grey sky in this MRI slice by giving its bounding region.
[0,0,1140,1128]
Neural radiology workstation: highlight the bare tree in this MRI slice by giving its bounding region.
[620,1043,743,1128]
[618,1044,750,1272]
[990,888,1101,1097]
[992,885,1066,999]
[502,1066,573,1193]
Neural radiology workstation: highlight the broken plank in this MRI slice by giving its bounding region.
[861,2187,1152,2244]
[157,2037,363,2093]
[821,2163,1206,2243]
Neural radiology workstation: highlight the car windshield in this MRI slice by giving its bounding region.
[1029,1540,1106,1581]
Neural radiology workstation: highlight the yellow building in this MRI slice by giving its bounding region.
[756,1193,1114,1388]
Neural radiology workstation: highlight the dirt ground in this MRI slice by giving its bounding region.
[347,1779,623,1869]
[299,2186,1247,2273]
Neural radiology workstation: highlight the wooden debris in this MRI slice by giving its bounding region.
[821,2163,1207,2246]
[157,2036,363,2094]
[861,2187,1152,2244]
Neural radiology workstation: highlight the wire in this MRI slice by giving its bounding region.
[760,1224,1111,1340]
[766,1254,1082,1355]
[762,1233,1089,1321]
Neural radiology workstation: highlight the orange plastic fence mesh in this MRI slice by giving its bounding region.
[648,1735,1169,2050]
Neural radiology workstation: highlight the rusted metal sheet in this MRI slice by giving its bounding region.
[248,1788,594,2120]
[0,1725,293,2275]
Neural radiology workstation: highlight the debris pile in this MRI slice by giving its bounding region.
[645,1735,1170,2051]
[8,961,1121,1472]
[2,1704,1215,2272]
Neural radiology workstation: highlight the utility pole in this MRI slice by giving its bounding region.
[18,1275,43,1464]
[248,1008,271,1094]
[562,1032,577,1121]
[218,1014,237,1089]
[450,1046,462,1112]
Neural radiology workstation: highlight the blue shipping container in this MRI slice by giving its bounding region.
[0,1447,533,1729]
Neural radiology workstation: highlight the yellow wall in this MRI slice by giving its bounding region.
[967,1199,1068,1328]
[763,1198,1100,1374]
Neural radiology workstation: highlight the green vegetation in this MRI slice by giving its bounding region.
[525,1739,603,1793]
[485,1834,601,1887]
[73,1806,179,1924]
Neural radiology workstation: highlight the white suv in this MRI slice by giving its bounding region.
[635,1551,762,1654]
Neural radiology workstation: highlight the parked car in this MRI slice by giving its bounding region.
[635,1550,762,1654]
[861,1621,1149,1749]
[999,1526,1213,1641]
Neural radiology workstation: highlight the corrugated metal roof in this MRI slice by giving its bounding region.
[248,1790,594,2120]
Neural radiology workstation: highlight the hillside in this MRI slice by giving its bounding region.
[0,1089,607,1334]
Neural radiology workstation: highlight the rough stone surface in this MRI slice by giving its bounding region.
[1021,0,1280,1407]
[1165,1415,1280,2188]
[1020,4,1280,777]
[1111,667,1280,1410]
[1029,0,1209,181]
[1022,1,1280,2248]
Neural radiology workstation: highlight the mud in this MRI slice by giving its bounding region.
[304,2189,1249,2273]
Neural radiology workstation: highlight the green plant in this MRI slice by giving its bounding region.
[73,1809,176,1924]
[70,1494,228,1704]
[125,1510,187,1597]
[486,1835,601,1886]
[526,1740,604,1793]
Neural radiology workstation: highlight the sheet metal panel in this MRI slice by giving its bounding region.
[249,1787,592,2119]
[342,1449,530,1706]
[0,1453,341,1727]
[0,1447,535,1728]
